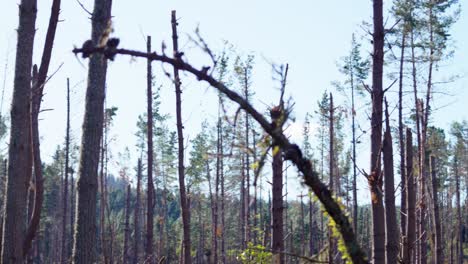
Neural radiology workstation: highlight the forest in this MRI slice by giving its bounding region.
[0,0,466,263]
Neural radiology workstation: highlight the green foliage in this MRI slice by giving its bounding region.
[238,243,272,263]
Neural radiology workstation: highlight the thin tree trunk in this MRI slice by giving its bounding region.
[1,0,36,261]
[71,0,112,262]
[369,0,385,262]
[403,128,416,264]
[123,184,131,264]
[244,75,251,247]
[99,125,108,263]
[398,30,407,260]
[383,99,399,264]
[309,197,314,256]
[300,194,305,256]
[328,93,335,264]
[454,156,462,264]
[171,10,191,264]
[429,156,443,264]
[61,78,71,263]
[133,158,142,264]
[271,105,284,264]
[219,116,226,264]
[146,35,155,264]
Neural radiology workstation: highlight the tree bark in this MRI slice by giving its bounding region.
[383,100,399,264]
[171,10,191,264]
[123,184,131,264]
[145,35,155,264]
[25,0,61,258]
[271,105,284,264]
[369,0,385,262]
[398,30,407,260]
[1,0,36,262]
[328,93,336,264]
[71,0,112,262]
[133,159,142,264]
[429,156,443,264]
[61,77,71,263]
[403,128,416,264]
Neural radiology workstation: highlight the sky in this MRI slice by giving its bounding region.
[0,0,467,203]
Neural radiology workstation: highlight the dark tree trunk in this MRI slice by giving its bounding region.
[398,31,407,259]
[429,157,443,264]
[1,0,36,262]
[369,0,385,262]
[328,93,336,264]
[71,0,112,262]
[61,77,71,263]
[403,128,416,264]
[123,184,131,264]
[25,0,61,258]
[383,100,399,264]
[133,159,142,264]
[171,10,191,264]
[454,156,462,264]
[145,35,155,264]
[271,106,284,264]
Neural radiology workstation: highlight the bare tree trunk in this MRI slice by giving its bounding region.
[240,156,246,250]
[171,10,191,264]
[244,77,251,248]
[383,100,399,264]
[300,194,305,256]
[328,93,335,264]
[71,0,112,262]
[403,128,416,264]
[61,78,71,263]
[398,31,407,261]
[145,35,155,264]
[271,105,284,264]
[219,116,226,264]
[123,184,131,264]
[429,156,443,264]
[99,126,108,264]
[70,168,75,256]
[25,0,61,258]
[1,0,36,261]
[454,156,462,264]
[309,197,314,256]
[369,0,385,262]
[133,158,142,264]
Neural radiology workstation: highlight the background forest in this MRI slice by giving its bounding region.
[0,0,466,263]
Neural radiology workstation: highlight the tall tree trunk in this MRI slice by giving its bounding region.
[219,116,226,264]
[309,196,314,256]
[429,156,443,264]
[61,77,71,263]
[1,0,36,262]
[300,194,305,256]
[99,123,108,263]
[145,35,155,264]
[71,0,112,262]
[398,30,407,260]
[244,76,251,248]
[133,158,142,264]
[351,58,358,235]
[383,99,399,264]
[25,0,61,258]
[271,105,284,264]
[171,10,191,264]
[454,156,462,264]
[70,168,75,256]
[328,93,336,264]
[403,128,416,264]
[369,0,385,262]
[417,100,427,264]
[123,184,131,264]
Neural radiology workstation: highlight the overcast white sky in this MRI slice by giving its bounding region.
[0,0,467,203]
